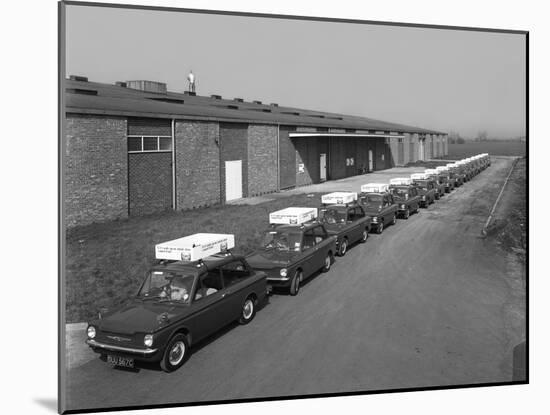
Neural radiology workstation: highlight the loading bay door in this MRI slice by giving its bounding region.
[225,160,242,201]
[320,153,327,181]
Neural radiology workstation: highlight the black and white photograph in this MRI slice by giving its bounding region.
[57,1,528,413]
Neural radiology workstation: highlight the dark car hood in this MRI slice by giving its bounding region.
[361,203,383,214]
[246,249,295,269]
[96,300,187,334]
[322,222,347,234]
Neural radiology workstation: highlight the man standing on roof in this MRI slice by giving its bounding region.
[187,70,196,93]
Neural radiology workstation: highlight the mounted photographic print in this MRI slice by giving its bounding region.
[59,1,528,413]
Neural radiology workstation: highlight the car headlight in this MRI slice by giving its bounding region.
[280,268,287,277]
[87,326,96,339]
[400,204,406,209]
[421,195,426,200]
[144,334,154,347]
[372,217,378,223]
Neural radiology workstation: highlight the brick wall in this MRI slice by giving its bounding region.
[65,114,128,227]
[247,124,278,196]
[175,121,220,209]
[128,152,172,216]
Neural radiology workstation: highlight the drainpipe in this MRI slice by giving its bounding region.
[277,124,280,191]
[171,118,176,210]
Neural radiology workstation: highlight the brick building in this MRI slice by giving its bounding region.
[63,76,448,227]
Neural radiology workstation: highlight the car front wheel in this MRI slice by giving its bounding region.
[289,270,302,296]
[376,221,384,234]
[238,296,256,324]
[160,334,189,372]
[403,209,410,219]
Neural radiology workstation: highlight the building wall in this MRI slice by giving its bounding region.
[175,120,220,209]
[220,123,248,201]
[278,126,297,189]
[295,137,317,186]
[248,124,278,196]
[128,152,172,216]
[65,114,128,227]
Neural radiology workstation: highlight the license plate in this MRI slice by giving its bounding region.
[107,355,135,368]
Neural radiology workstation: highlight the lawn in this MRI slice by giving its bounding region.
[65,193,323,323]
[446,140,526,159]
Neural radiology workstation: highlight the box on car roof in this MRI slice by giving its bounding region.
[269,207,318,225]
[155,233,235,262]
[389,177,413,186]
[361,183,389,193]
[411,173,430,180]
[321,192,357,205]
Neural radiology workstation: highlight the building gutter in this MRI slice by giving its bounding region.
[171,118,176,210]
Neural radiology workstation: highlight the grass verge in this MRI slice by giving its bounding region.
[65,193,323,323]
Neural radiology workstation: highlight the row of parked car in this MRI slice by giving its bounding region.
[85,153,491,372]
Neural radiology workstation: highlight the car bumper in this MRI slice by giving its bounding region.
[86,339,161,361]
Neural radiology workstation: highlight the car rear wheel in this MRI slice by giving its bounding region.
[360,229,369,243]
[376,221,384,234]
[238,296,256,324]
[160,334,189,372]
[322,253,333,272]
[403,209,410,219]
[289,270,302,296]
[338,238,348,256]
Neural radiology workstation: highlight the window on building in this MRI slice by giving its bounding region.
[127,136,172,153]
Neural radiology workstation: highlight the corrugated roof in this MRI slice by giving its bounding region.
[64,79,445,135]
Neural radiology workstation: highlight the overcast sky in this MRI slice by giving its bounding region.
[65,4,526,139]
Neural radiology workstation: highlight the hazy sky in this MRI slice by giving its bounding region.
[65,4,526,139]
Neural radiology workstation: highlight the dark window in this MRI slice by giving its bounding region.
[143,137,158,151]
[159,137,172,151]
[312,226,327,244]
[221,260,250,287]
[128,137,142,152]
[194,269,223,301]
[303,230,316,250]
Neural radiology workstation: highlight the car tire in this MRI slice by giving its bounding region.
[322,252,333,273]
[338,238,348,256]
[238,296,256,324]
[360,228,369,243]
[391,213,397,225]
[403,209,410,219]
[289,270,302,296]
[160,334,189,372]
[376,221,384,234]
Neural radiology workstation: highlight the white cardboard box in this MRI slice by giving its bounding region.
[321,192,357,205]
[411,173,429,180]
[389,177,412,186]
[361,183,389,193]
[155,233,235,261]
[269,207,318,225]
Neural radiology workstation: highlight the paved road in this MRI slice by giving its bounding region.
[65,157,525,412]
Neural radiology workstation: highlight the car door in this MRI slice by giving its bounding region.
[220,259,253,318]
[311,225,331,270]
[382,194,393,222]
[300,228,318,278]
[348,207,363,242]
[188,269,230,342]
[410,187,419,210]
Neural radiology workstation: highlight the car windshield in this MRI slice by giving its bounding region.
[319,208,347,224]
[262,230,303,252]
[414,180,429,190]
[361,194,383,204]
[390,187,409,199]
[138,271,195,303]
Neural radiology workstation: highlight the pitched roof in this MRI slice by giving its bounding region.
[64,78,445,135]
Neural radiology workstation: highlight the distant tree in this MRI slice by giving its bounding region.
[476,130,488,141]
[456,136,465,144]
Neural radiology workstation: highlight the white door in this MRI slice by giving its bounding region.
[225,160,242,201]
[419,140,425,161]
[320,153,327,181]
[368,150,373,171]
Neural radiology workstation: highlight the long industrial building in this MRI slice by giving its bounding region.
[64,76,448,227]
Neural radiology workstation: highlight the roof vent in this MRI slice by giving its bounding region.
[66,88,97,96]
[253,100,262,104]
[149,97,185,104]
[115,81,127,87]
[125,80,167,94]
[282,111,300,116]
[233,98,244,102]
[69,75,88,82]
[211,94,222,100]
[183,91,196,96]
[310,114,325,118]
[262,109,272,113]
[227,104,239,110]
[270,103,279,107]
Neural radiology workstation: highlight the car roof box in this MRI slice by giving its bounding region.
[155,233,235,261]
[321,192,357,205]
[361,183,389,193]
[389,177,412,186]
[269,207,318,225]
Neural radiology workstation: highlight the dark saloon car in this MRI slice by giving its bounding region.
[424,169,446,199]
[86,253,267,372]
[358,183,399,234]
[246,221,336,296]
[318,202,371,256]
[388,181,421,219]
[411,174,437,207]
